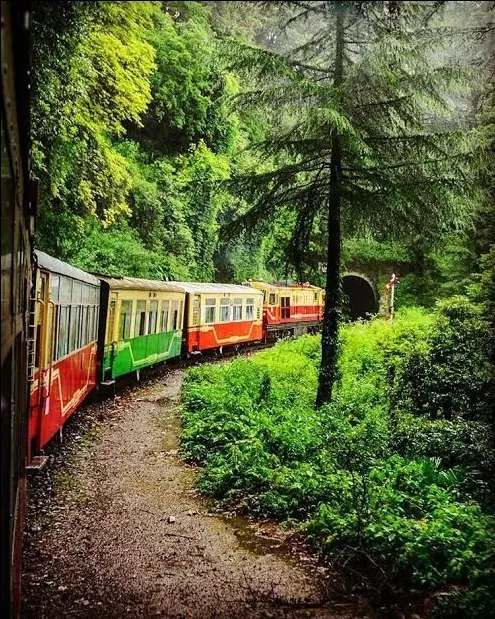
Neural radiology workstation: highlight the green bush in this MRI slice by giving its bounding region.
[180,304,494,616]
[389,297,492,423]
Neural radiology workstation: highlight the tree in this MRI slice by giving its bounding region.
[32,1,158,257]
[131,3,235,156]
[224,0,485,407]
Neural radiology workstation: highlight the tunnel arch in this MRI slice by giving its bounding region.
[342,272,378,321]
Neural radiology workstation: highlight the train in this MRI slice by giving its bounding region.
[1,1,37,616]
[27,251,325,465]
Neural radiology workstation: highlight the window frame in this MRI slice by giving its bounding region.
[204,298,216,324]
[232,298,243,321]
[148,300,158,335]
[136,300,147,337]
[219,297,230,322]
[119,300,133,341]
[245,297,255,320]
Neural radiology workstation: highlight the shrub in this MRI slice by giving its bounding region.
[180,304,494,617]
[390,297,492,423]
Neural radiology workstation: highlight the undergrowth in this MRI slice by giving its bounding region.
[180,301,494,617]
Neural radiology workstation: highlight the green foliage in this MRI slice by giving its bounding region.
[32,0,244,279]
[181,306,494,615]
[33,1,157,238]
[137,5,235,155]
[224,2,485,279]
[395,234,482,310]
[32,0,492,296]
[342,237,412,265]
[179,142,231,280]
[389,297,493,423]
[69,219,169,279]
[393,272,437,309]
[306,460,495,588]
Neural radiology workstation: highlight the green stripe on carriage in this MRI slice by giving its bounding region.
[103,330,182,379]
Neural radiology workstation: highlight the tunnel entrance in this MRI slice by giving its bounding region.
[342,274,377,321]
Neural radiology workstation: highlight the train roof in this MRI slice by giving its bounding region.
[171,282,263,295]
[98,276,185,293]
[246,280,323,290]
[35,251,100,286]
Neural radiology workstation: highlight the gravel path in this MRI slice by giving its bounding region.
[22,369,377,619]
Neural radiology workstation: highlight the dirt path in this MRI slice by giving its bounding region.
[22,369,376,619]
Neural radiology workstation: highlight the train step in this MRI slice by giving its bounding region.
[100,380,116,397]
[26,455,49,471]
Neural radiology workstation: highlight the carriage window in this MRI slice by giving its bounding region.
[245,298,254,320]
[77,306,84,348]
[94,306,99,340]
[220,298,230,322]
[281,296,291,319]
[160,300,170,332]
[119,300,133,340]
[59,276,72,305]
[136,300,146,336]
[50,275,60,303]
[192,298,200,326]
[232,298,243,321]
[58,306,70,358]
[106,300,116,344]
[269,293,276,305]
[72,281,82,305]
[69,306,80,352]
[80,306,88,347]
[178,300,184,328]
[171,300,179,330]
[148,300,158,334]
[257,299,261,320]
[205,298,216,324]
[87,306,94,345]
[52,306,59,361]
[314,292,318,302]
[38,273,46,301]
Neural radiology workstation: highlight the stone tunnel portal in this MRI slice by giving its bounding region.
[342,274,377,321]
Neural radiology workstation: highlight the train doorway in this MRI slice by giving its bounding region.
[342,274,377,321]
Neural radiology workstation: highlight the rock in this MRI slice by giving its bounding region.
[168,515,176,523]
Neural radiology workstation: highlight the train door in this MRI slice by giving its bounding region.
[190,295,200,351]
[280,296,291,320]
[28,269,49,461]
[106,292,118,375]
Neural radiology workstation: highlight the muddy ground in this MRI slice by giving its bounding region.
[22,368,386,619]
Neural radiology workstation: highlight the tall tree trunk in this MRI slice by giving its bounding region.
[316,7,344,408]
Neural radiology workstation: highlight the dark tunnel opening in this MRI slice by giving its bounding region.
[342,275,377,321]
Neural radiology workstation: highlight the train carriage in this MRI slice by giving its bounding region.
[174,283,264,354]
[1,2,37,616]
[99,277,186,380]
[28,251,100,463]
[246,281,324,339]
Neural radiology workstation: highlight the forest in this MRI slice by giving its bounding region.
[31,1,494,617]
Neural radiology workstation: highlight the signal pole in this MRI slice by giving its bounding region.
[385,273,396,321]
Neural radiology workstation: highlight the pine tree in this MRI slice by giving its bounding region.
[225,0,485,406]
